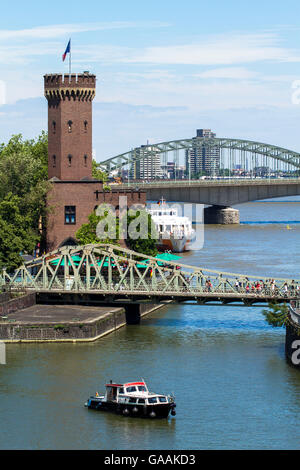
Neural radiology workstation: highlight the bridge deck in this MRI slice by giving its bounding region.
[34,288,299,306]
[2,244,299,307]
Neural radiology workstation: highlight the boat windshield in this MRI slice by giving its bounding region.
[137,386,147,392]
[148,397,157,404]
[126,386,137,393]
[158,396,167,403]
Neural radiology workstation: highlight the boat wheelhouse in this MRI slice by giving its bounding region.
[147,198,196,253]
[85,380,176,419]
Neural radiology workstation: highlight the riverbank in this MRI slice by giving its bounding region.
[0,296,163,343]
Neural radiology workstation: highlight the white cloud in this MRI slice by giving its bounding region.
[0,21,169,41]
[121,32,300,65]
[194,67,259,80]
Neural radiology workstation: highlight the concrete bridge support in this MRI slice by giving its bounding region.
[125,304,141,324]
[204,205,240,224]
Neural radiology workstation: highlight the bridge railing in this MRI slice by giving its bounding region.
[2,243,300,301]
[8,274,300,299]
[119,177,300,189]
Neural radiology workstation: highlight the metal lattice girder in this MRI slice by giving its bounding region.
[98,137,300,173]
[2,244,300,302]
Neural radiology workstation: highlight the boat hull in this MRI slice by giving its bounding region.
[156,236,195,253]
[85,397,176,419]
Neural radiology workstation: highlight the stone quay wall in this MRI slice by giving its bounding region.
[0,295,163,343]
[0,307,127,343]
[0,293,36,316]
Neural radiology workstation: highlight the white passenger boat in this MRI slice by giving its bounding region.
[85,380,176,419]
[147,198,196,252]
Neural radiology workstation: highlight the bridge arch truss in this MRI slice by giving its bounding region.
[99,137,300,177]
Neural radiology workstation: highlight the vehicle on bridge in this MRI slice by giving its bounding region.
[85,380,176,418]
[147,198,196,252]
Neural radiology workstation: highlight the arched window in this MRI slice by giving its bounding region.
[52,155,56,167]
[52,121,56,133]
[67,120,73,133]
[84,154,88,167]
[84,120,88,132]
[67,154,72,166]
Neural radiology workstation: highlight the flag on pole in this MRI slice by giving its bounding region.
[62,39,71,62]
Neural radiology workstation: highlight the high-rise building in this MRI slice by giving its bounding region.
[185,129,220,177]
[134,145,164,180]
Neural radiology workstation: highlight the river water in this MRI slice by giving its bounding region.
[1,197,300,450]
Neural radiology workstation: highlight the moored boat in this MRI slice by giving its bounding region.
[147,198,196,253]
[85,380,176,419]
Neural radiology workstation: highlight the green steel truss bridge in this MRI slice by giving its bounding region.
[98,137,300,176]
[2,244,299,306]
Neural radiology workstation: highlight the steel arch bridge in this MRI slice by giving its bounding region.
[2,244,299,306]
[98,137,300,174]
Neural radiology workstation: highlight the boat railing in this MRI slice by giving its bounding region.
[290,301,300,325]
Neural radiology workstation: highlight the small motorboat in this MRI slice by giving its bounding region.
[84,380,176,418]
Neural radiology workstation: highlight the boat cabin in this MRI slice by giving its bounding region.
[104,381,149,402]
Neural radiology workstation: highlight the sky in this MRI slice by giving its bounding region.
[1,0,300,161]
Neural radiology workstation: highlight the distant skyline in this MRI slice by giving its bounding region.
[1,0,300,160]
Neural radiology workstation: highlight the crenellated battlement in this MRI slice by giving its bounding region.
[44,72,96,87]
[44,72,96,102]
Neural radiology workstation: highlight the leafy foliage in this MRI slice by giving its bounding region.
[0,133,49,270]
[76,206,158,257]
[76,205,120,246]
[92,160,108,182]
[262,302,289,328]
[124,208,158,257]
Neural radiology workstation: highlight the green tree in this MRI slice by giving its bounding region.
[92,160,108,182]
[76,205,120,245]
[76,206,158,257]
[0,194,38,270]
[0,133,50,269]
[262,302,289,328]
[123,208,158,257]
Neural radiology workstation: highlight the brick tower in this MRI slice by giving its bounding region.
[44,72,96,181]
[44,72,146,251]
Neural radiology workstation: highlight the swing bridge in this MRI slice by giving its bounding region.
[1,244,299,307]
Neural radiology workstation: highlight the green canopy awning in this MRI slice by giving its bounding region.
[50,255,81,267]
[155,253,182,261]
[134,253,182,268]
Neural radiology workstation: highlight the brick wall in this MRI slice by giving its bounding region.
[46,181,146,250]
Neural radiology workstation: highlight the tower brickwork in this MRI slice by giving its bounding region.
[44,73,96,181]
[44,71,146,251]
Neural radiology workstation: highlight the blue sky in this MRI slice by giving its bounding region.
[1,0,300,160]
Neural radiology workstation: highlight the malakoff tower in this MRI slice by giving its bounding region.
[44,72,145,250]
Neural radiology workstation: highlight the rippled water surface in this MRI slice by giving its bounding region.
[1,197,300,449]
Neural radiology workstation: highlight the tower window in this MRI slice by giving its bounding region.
[84,154,88,167]
[84,120,88,132]
[64,206,76,225]
[67,154,72,166]
[52,155,56,167]
[52,121,56,133]
[67,120,73,133]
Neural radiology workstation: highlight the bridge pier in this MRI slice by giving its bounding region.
[204,205,240,224]
[125,304,141,325]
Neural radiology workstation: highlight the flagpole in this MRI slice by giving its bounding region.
[69,38,71,74]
